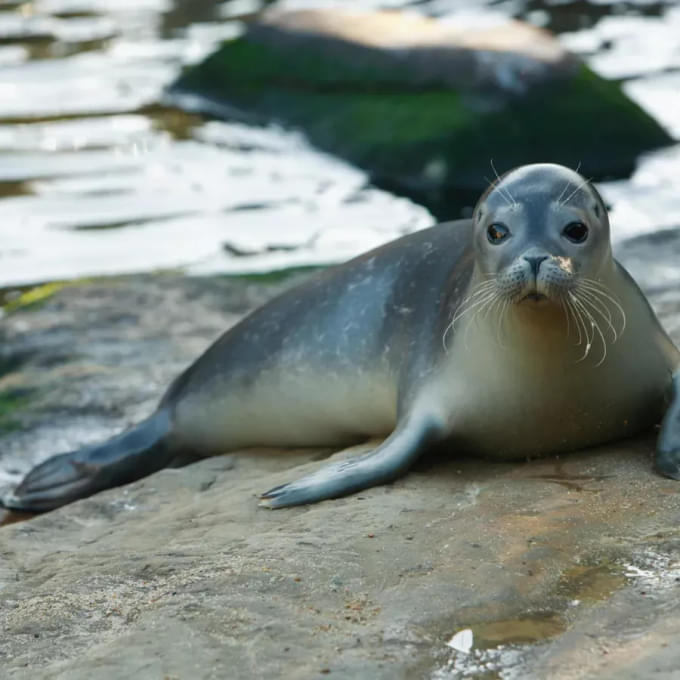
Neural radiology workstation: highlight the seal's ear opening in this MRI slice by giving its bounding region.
[587,182,610,224]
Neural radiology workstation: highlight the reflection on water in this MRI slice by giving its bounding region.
[0,0,678,287]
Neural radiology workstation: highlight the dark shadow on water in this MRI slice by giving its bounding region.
[521,0,668,34]
[161,0,232,38]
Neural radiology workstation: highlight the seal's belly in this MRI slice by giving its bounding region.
[173,367,398,452]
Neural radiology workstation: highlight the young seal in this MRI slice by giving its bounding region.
[4,163,680,512]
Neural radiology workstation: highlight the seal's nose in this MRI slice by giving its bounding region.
[523,254,548,276]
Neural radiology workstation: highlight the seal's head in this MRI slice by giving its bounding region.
[473,163,611,305]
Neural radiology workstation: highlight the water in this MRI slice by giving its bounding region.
[0,0,678,285]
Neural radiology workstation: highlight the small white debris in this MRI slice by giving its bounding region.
[447,628,474,654]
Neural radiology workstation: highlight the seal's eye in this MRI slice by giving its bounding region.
[487,223,510,244]
[563,221,589,243]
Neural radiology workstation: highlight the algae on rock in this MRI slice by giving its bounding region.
[172,9,672,216]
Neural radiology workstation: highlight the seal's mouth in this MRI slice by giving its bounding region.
[521,292,549,304]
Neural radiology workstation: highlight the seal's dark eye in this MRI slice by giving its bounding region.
[563,221,588,243]
[487,223,509,244]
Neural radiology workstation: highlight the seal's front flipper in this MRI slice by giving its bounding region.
[2,410,174,512]
[656,372,680,480]
[259,415,444,508]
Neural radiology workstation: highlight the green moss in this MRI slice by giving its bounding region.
[175,35,672,211]
[178,37,433,93]
[0,389,31,431]
[438,65,671,185]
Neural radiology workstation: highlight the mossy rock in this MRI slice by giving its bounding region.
[173,14,671,217]
[0,389,31,431]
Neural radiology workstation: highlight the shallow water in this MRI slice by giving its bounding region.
[0,0,678,288]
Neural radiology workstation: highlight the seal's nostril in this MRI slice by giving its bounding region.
[524,255,548,276]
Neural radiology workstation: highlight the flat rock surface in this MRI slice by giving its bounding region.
[1,242,680,678]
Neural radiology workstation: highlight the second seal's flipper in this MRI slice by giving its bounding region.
[2,410,174,512]
[657,372,680,480]
[259,415,444,508]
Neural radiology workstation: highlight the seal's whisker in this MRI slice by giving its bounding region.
[496,298,510,347]
[557,162,583,204]
[465,281,497,297]
[565,296,583,346]
[569,292,594,360]
[560,298,572,339]
[572,294,607,366]
[481,295,505,349]
[560,176,593,207]
[577,296,598,351]
[481,293,501,322]
[469,293,499,330]
[463,293,498,351]
[484,175,512,208]
[583,302,608,367]
[557,161,581,203]
[451,291,498,324]
[556,181,570,206]
[581,296,617,344]
[579,286,613,325]
[442,288,498,351]
[578,287,618,342]
[442,320,455,352]
[573,304,594,361]
[579,279,627,334]
[458,289,495,309]
[448,282,494,316]
[454,279,499,311]
[490,159,516,207]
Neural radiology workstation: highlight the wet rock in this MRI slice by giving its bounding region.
[171,8,671,217]
[0,244,680,677]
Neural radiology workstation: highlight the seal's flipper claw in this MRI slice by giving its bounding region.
[657,372,680,481]
[259,416,444,509]
[3,410,174,513]
[259,458,368,508]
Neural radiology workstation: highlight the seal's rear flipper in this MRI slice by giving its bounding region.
[2,410,174,512]
[657,372,680,480]
[259,414,444,508]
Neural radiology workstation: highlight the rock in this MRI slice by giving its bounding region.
[1,235,680,677]
[250,9,575,93]
[171,8,672,217]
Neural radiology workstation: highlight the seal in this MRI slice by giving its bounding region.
[4,163,680,512]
